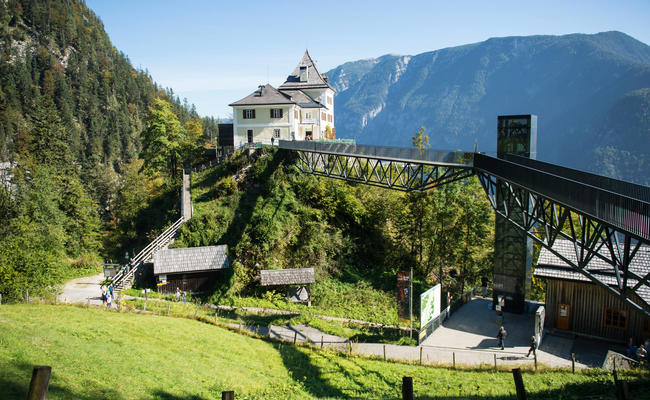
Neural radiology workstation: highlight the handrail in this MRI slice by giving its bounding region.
[113,217,185,289]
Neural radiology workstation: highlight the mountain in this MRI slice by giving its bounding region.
[326,32,650,186]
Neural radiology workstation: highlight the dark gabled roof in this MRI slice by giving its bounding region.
[534,239,650,303]
[281,89,324,108]
[260,268,315,286]
[153,245,230,275]
[279,50,334,91]
[229,84,294,106]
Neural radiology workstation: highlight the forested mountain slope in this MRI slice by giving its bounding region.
[0,0,201,300]
[327,32,650,185]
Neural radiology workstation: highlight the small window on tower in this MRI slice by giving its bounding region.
[273,129,280,138]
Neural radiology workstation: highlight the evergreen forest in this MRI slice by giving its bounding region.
[0,0,497,315]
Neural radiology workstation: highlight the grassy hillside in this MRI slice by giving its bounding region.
[171,148,494,328]
[2,304,648,399]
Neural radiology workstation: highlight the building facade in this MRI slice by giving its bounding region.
[534,239,650,343]
[229,50,335,147]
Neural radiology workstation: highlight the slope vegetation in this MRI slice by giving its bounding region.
[2,304,647,399]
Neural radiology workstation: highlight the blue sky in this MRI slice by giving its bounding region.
[86,0,650,119]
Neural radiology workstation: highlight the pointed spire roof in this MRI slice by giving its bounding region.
[279,50,334,91]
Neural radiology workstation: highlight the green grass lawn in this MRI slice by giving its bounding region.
[1,304,649,399]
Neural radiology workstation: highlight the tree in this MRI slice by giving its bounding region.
[140,98,186,178]
[412,126,430,153]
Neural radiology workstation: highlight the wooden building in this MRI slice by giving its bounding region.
[153,245,230,294]
[260,268,315,305]
[534,239,650,343]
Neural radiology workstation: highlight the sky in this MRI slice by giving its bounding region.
[86,0,650,119]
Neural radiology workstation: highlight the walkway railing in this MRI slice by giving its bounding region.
[112,217,185,291]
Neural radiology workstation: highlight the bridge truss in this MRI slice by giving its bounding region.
[279,141,650,316]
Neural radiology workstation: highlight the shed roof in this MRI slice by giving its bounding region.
[260,268,315,286]
[534,239,650,303]
[153,245,229,275]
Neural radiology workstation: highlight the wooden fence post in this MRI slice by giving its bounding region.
[348,339,352,354]
[26,366,51,400]
[168,304,171,316]
[534,352,537,371]
[571,353,576,374]
[383,344,386,361]
[321,336,324,349]
[494,353,497,371]
[293,332,297,344]
[419,347,423,365]
[402,376,413,400]
[26,289,29,304]
[512,368,527,400]
[144,290,148,311]
[453,352,456,369]
[0,293,2,305]
[222,390,234,400]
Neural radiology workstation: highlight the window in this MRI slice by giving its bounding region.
[321,112,326,121]
[294,109,299,119]
[270,108,283,118]
[243,109,255,119]
[328,114,333,122]
[273,129,280,139]
[305,111,312,120]
[604,308,627,329]
[327,96,333,105]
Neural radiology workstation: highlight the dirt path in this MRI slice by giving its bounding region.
[58,273,105,305]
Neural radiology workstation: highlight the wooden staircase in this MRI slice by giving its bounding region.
[112,217,185,291]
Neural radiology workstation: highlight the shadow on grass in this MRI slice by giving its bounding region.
[149,389,209,400]
[0,360,126,400]
[276,342,349,399]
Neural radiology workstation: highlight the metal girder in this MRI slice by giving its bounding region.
[294,150,474,191]
[476,170,650,316]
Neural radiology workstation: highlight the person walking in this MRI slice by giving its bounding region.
[175,288,181,302]
[101,287,107,305]
[497,326,507,350]
[106,292,112,309]
[109,283,114,299]
[526,335,537,357]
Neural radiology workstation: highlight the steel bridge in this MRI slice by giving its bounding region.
[279,140,650,316]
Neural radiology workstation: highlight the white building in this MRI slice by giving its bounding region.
[229,50,335,147]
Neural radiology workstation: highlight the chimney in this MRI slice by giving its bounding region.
[323,75,328,83]
[257,85,264,96]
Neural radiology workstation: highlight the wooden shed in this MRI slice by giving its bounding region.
[260,268,315,305]
[153,245,230,294]
[534,239,650,343]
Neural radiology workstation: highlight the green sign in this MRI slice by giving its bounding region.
[420,284,441,329]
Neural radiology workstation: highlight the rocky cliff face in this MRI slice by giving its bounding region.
[327,32,650,185]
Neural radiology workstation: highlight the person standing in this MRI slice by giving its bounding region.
[109,283,114,299]
[181,291,187,303]
[101,287,107,305]
[497,326,507,350]
[175,288,181,302]
[106,292,112,309]
[526,335,537,357]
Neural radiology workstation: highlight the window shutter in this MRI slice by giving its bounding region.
[252,109,255,119]
[270,109,273,118]
[279,109,283,118]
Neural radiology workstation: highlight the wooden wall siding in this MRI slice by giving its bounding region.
[158,271,219,294]
[545,279,650,343]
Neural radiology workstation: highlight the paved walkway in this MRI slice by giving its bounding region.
[420,297,579,368]
[58,273,105,305]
